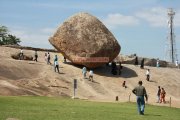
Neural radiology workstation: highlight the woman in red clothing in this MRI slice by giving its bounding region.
[160,88,166,103]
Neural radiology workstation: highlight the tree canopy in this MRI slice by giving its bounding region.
[0,26,21,45]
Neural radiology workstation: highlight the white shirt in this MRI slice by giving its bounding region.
[89,70,93,76]
[146,70,150,75]
[54,61,59,66]
[175,60,178,66]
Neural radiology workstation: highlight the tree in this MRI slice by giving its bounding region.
[7,34,21,45]
[0,25,21,45]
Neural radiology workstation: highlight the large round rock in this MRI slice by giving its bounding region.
[49,12,121,68]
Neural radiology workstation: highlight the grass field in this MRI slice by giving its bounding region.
[0,96,179,120]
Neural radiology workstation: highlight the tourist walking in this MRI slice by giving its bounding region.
[175,60,179,69]
[140,58,144,69]
[47,52,51,65]
[64,56,67,63]
[132,81,148,115]
[44,53,47,62]
[146,69,150,81]
[34,50,38,62]
[160,88,166,103]
[82,66,87,79]
[156,58,160,67]
[157,86,161,103]
[122,81,127,88]
[118,62,123,75]
[134,56,138,66]
[19,48,24,60]
[54,55,60,73]
[89,70,93,82]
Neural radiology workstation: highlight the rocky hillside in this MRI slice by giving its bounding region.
[0,46,179,108]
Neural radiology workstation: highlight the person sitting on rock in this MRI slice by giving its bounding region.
[89,70,93,82]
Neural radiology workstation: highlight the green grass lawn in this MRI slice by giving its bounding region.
[0,96,179,120]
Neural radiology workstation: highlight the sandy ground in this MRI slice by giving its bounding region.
[0,46,180,108]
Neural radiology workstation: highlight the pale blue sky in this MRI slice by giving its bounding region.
[0,0,180,61]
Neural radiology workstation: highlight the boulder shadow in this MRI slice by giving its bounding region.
[94,65,138,78]
[63,62,137,78]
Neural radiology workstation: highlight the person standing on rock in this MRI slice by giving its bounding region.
[146,69,150,81]
[19,48,24,60]
[34,50,38,62]
[118,62,123,75]
[47,52,51,65]
[89,70,93,82]
[44,52,47,62]
[175,60,179,69]
[134,56,138,66]
[82,66,87,79]
[156,58,160,68]
[122,81,127,88]
[132,81,148,115]
[157,86,161,103]
[140,58,144,69]
[54,55,60,73]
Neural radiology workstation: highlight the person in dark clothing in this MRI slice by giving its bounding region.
[64,56,67,63]
[34,50,38,62]
[47,52,51,65]
[118,62,123,75]
[134,56,138,66]
[111,62,117,75]
[122,81,127,88]
[132,81,148,115]
[140,58,144,69]
[157,86,161,103]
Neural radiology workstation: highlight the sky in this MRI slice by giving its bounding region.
[0,0,180,61]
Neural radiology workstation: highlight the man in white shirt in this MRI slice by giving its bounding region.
[89,70,93,82]
[175,60,179,69]
[146,69,150,81]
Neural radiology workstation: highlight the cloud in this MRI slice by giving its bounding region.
[102,13,139,29]
[174,9,180,27]
[10,27,53,48]
[40,28,56,34]
[135,7,180,27]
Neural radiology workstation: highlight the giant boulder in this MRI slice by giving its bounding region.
[49,12,120,68]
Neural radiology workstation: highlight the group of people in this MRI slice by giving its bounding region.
[132,81,167,115]
[157,86,166,103]
[82,67,94,82]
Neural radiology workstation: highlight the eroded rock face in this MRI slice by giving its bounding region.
[49,12,121,68]
[11,53,33,61]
